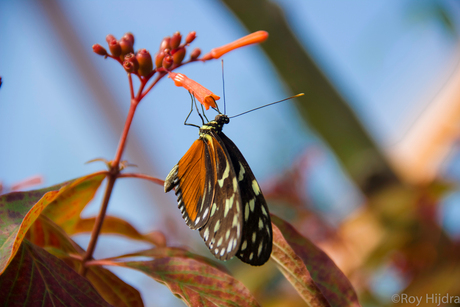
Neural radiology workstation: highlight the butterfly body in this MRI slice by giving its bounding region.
[165,114,272,265]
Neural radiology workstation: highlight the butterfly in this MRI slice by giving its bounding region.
[164,111,273,266]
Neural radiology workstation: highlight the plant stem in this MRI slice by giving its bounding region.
[80,98,139,275]
[112,99,138,168]
[79,175,116,275]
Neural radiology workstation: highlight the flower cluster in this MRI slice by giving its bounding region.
[92,30,268,108]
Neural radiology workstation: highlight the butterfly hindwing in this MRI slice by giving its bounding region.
[198,132,243,261]
[218,132,273,265]
[164,138,215,230]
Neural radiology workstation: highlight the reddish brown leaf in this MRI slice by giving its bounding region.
[71,215,162,246]
[0,180,73,274]
[102,257,259,307]
[105,246,230,274]
[0,240,111,306]
[271,215,361,307]
[27,215,144,307]
[0,172,106,275]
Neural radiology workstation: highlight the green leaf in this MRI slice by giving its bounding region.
[0,240,112,306]
[271,215,361,307]
[103,257,259,307]
[27,215,144,307]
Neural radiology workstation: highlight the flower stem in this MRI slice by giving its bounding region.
[80,98,139,275]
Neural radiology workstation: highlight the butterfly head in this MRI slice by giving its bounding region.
[200,114,230,133]
[214,114,230,125]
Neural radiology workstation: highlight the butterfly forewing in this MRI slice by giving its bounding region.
[198,133,243,261]
[218,132,273,265]
[164,138,215,230]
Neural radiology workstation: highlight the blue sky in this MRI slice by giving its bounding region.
[1,0,459,305]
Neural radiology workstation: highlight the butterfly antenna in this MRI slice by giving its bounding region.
[229,93,305,119]
[222,60,227,115]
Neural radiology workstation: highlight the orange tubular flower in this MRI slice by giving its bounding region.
[169,72,220,110]
[202,31,269,60]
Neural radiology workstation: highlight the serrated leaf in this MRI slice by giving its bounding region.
[103,257,259,307]
[0,172,105,275]
[27,215,144,307]
[42,172,106,233]
[271,215,361,307]
[0,240,112,306]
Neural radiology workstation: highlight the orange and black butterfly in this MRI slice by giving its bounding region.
[164,94,303,265]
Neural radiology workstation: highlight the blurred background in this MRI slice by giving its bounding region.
[2,0,460,306]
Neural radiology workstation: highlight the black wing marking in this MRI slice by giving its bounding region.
[198,132,243,261]
[218,132,272,266]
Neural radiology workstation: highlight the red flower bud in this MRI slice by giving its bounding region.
[172,47,186,64]
[160,37,171,51]
[169,72,219,110]
[119,37,134,57]
[185,31,196,44]
[106,34,116,43]
[190,48,201,60]
[123,61,135,73]
[162,56,173,69]
[170,32,182,49]
[136,49,153,77]
[202,31,269,60]
[108,40,122,57]
[124,53,139,71]
[123,32,135,46]
[155,51,165,68]
[92,44,107,56]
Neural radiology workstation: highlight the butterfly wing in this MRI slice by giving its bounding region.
[198,132,243,261]
[164,138,215,230]
[218,132,273,266]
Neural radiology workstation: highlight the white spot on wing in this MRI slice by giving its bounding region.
[261,206,268,216]
[232,214,238,227]
[214,220,220,233]
[249,199,255,212]
[258,242,263,256]
[238,162,245,181]
[210,203,217,217]
[252,180,260,195]
[217,237,223,247]
[218,160,230,188]
[227,241,233,253]
[241,240,247,251]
